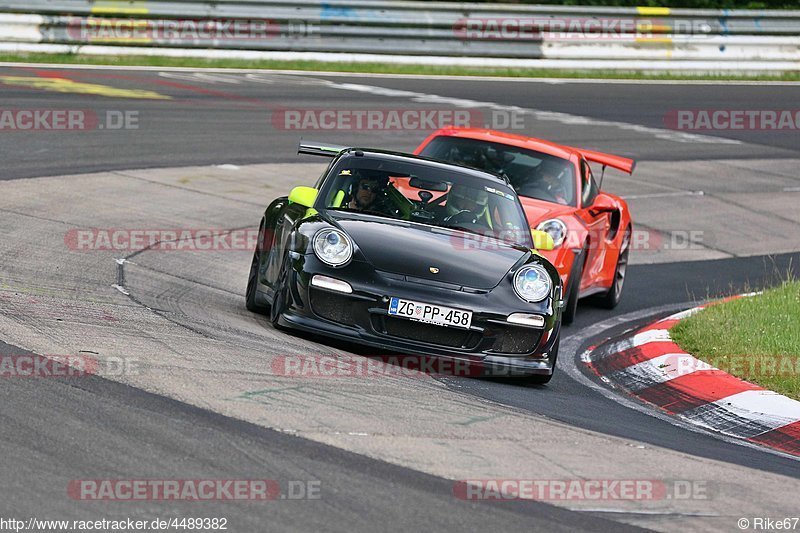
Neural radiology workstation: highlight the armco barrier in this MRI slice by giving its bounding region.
[0,1,798,69]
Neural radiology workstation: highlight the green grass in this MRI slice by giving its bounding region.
[670,281,800,400]
[2,53,800,82]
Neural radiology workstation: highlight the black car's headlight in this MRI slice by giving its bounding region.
[313,228,353,267]
[536,219,567,248]
[513,264,552,303]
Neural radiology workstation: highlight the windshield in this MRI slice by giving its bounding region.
[419,136,577,207]
[319,154,533,248]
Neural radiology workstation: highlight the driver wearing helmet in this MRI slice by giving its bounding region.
[447,145,491,171]
[439,183,491,227]
[347,173,391,214]
[518,159,571,205]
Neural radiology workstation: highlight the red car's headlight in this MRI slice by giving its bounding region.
[536,219,568,248]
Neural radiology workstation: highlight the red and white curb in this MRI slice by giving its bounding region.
[583,297,800,457]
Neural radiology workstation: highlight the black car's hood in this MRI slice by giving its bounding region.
[330,214,529,289]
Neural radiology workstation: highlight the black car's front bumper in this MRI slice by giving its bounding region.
[257,253,561,378]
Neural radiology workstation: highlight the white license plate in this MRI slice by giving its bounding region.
[388,297,472,329]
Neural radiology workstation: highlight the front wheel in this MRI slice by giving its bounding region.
[269,257,290,329]
[595,227,631,310]
[562,247,585,325]
[245,247,269,315]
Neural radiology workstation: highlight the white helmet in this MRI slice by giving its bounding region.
[446,184,489,218]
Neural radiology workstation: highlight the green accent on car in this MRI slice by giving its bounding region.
[532,230,555,251]
[331,190,346,208]
[385,183,414,219]
[288,186,318,207]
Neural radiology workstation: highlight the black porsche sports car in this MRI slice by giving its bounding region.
[245,142,563,383]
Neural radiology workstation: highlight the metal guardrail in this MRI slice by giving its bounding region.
[4,1,800,33]
[0,1,798,65]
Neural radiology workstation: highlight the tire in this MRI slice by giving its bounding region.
[562,247,585,326]
[245,222,269,315]
[269,257,289,329]
[595,227,631,310]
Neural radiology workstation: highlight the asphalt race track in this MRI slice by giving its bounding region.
[1,64,799,531]
[4,67,800,179]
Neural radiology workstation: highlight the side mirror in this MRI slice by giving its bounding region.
[590,193,616,213]
[288,186,318,208]
[531,230,555,251]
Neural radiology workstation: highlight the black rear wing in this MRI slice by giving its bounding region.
[298,139,350,157]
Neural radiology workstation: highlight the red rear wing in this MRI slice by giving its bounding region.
[418,128,636,175]
[573,148,636,175]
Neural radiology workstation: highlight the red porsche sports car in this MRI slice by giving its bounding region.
[414,128,635,324]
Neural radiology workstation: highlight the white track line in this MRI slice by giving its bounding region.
[322,81,741,145]
[3,61,800,85]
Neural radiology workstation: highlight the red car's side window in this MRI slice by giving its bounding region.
[581,160,599,208]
